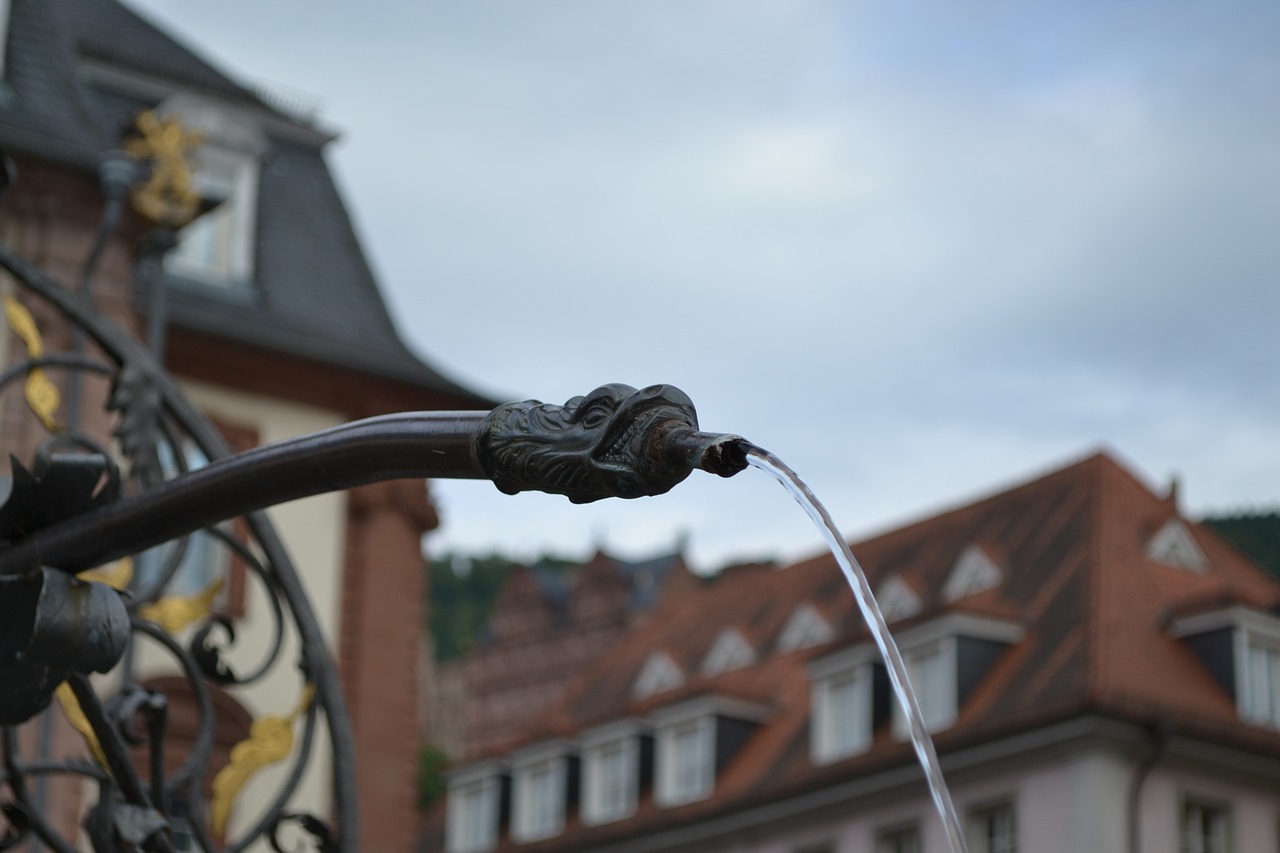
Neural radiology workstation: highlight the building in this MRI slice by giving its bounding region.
[431,547,701,761]
[441,451,1280,853]
[0,0,491,849]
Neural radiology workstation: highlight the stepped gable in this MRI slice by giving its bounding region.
[472,450,1280,847]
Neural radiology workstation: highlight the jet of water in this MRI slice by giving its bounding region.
[745,445,968,853]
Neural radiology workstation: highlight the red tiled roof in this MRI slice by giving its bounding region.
[465,450,1280,851]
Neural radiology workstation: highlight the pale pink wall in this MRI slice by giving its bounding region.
[1140,767,1280,853]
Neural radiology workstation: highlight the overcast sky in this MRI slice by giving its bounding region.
[129,0,1280,572]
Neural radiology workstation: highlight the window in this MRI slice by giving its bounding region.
[877,823,922,853]
[136,440,231,613]
[893,639,957,739]
[701,628,755,676]
[809,646,875,765]
[446,774,500,853]
[812,664,870,763]
[1181,800,1229,853]
[656,716,712,806]
[511,754,567,842]
[582,736,638,825]
[968,801,1016,853]
[652,696,764,808]
[166,144,258,287]
[149,95,268,291]
[1243,637,1280,727]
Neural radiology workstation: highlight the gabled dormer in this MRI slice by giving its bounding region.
[1146,518,1209,573]
[889,613,1024,738]
[633,651,684,699]
[776,602,835,653]
[941,545,1003,603]
[651,696,767,807]
[877,575,922,622]
[1173,606,1280,728]
[701,628,756,676]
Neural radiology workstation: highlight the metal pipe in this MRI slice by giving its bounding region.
[0,383,749,578]
[0,411,488,576]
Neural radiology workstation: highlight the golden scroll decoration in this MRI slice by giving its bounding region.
[2,295,61,430]
[210,684,315,837]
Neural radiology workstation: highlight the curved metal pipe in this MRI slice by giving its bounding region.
[0,392,750,577]
[0,412,488,576]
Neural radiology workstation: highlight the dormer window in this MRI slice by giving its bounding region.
[652,696,766,807]
[445,763,505,853]
[1174,606,1280,728]
[809,645,875,764]
[633,651,683,699]
[889,614,1023,740]
[777,603,834,653]
[701,628,755,676]
[153,94,268,292]
[579,720,649,826]
[1146,518,1209,573]
[942,545,1003,603]
[877,575,922,622]
[510,742,575,843]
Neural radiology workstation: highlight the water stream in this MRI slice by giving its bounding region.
[745,445,968,853]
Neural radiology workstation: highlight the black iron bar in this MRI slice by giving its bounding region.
[0,411,487,577]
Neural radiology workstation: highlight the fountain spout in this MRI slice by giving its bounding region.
[0,383,745,575]
[476,382,746,502]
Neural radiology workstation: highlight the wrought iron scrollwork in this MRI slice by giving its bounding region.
[0,162,357,851]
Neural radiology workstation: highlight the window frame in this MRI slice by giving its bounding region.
[891,636,959,739]
[876,820,923,853]
[809,644,877,765]
[579,721,643,826]
[165,143,260,289]
[966,798,1017,853]
[509,744,571,843]
[445,765,503,853]
[1179,796,1231,853]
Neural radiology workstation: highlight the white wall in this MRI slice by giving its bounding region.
[132,378,347,847]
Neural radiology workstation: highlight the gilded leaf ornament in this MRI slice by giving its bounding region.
[210,684,315,837]
[80,557,133,591]
[138,575,224,634]
[3,295,61,430]
[53,682,108,769]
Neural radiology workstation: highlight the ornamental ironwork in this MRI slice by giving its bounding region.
[0,150,746,852]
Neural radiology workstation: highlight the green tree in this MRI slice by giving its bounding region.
[417,743,449,810]
[1204,511,1280,579]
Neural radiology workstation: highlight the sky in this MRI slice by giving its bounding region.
[128,0,1280,573]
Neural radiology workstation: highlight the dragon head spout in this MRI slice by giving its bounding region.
[476,383,707,503]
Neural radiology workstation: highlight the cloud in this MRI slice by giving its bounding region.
[128,0,1280,566]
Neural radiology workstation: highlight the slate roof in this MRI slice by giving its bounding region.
[472,450,1280,850]
[0,0,492,404]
